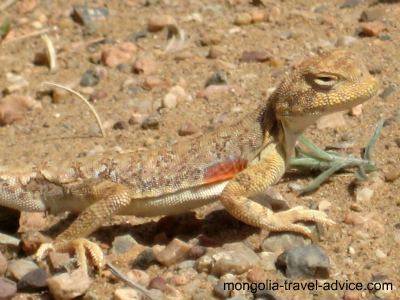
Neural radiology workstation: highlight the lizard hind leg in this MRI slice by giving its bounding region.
[36,180,134,273]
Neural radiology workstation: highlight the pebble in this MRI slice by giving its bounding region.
[350,104,363,116]
[141,114,160,130]
[101,42,137,67]
[8,259,39,281]
[178,123,198,136]
[259,251,278,271]
[80,69,100,87]
[336,35,357,47]
[343,290,362,300]
[149,276,167,291]
[359,7,386,22]
[208,45,226,59]
[261,233,310,253]
[127,269,150,287]
[114,287,141,300]
[340,0,360,9]
[143,76,168,90]
[154,238,191,266]
[48,252,71,271]
[200,32,223,46]
[316,112,347,129]
[0,95,41,126]
[17,268,48,292]
[359,21,386,37]
[214,273,236,298]
[47,269,92,300]
[112,234,138,255]
[133,57,158,75]
[234,13,253,26]
[71,5,109,26]
[0,278,17,299]
[5,72,29,93]
[0,252,6,276]
[375,249,386,259]
[276,245,330,278]
[129,113,147,126]
[240,51,270,63]
[343,212,366,225]
[162,93,178,109]
[355,187,374,202]
[202,242,260,276]
[247,266,267,282]
[251,10,268,23]
[147,15,177,32]
[205,70,228,87]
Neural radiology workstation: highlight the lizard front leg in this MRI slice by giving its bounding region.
[219,144,335,238]
[36,180,133,273]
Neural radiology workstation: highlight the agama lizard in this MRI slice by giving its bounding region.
[0,49,379,272]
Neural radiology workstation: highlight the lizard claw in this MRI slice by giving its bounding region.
[267,206,336,239]
[35,239,104,273]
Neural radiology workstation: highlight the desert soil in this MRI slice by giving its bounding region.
[0,0,399,299]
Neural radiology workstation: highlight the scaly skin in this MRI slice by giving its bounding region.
[0,49,379,272]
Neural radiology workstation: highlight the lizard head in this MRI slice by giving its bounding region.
[272,49,379,127]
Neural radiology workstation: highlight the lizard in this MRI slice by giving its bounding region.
[0,49,379,273]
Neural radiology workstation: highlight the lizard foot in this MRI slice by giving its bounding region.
[35,238,104,273]
[267,206,336,239]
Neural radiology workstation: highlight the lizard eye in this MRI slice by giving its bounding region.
[313,74,338,88]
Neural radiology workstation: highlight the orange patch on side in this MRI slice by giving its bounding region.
[203,159,248,184]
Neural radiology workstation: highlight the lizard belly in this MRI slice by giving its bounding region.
[120,181,229,217]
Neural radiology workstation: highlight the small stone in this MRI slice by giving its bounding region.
[251,10,268,23]
[214,273,236,298]
[247,266,267,282]
[113,120,129,130]
[359,21,386,37]
[48,252,71,271]
[0,278,17,299]
[316,112,347,129]
[0,252,7,276]
[205,70,227,87]
[234,13,253,25]
[188,245,206,259]
[336,35,357,47]
[162,93,178,109]
[5,72,29,93]
[47,269,92,300]
[127,269,150,287]
[276,245,330,278]
[355,187,374,202]
[71,5,109,26]
[208,45,226,59]
[200,32,223,46]
[350,104,363,116]
[114,287,140,300]
[340,0,360,9]
[318,200,332,211]
[133,57,158,75]
[154,238,191,266]
[112,234,138,254]
[90,89,108,101]
[343,212,365,225]
[261,233,310,253]
[259,251,277,271]
[20,231,50,255]
[143,76,168,90]
[141,114,160,130]
[80,69,100,87]
[129,113,147,125]
[359,7,386,22]
[101,42,137,67]
[0,95,41,126]
[8,259,39,281]
[147,15,177,32]
[178,123,198,136]
[343,290,361,300]
[375,249,386,259]
[240,51,270,63]
[149,276,167,291]
[17,268,48,292]
[210,242,260,276]
[384,166,400,182]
